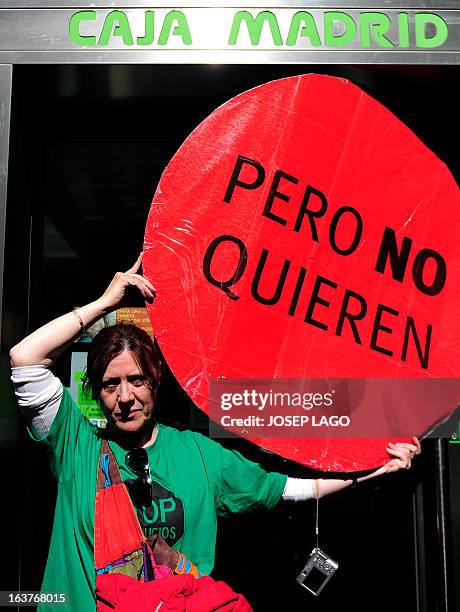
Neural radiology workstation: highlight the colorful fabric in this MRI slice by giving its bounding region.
[94,439,206,609]
[34,388,287,611]
[175,552,202,579]
[94,441,147,573]
[94,439,167,610]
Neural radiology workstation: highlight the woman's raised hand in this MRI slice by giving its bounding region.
[358,436,422,483]
[97,253,156,313]
[382,436,421,473]
[10,253,156,367]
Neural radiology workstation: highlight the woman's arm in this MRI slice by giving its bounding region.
[10,253,155,438]
[9,253,155,367]
[283,437,421,500]
[10,301,110,367]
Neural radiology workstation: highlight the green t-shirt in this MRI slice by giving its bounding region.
[37,388,287,611]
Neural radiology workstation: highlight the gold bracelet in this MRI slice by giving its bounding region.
[72,307,85,333]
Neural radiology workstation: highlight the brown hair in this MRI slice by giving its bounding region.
[82,323,161,402]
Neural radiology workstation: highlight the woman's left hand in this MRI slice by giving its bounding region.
[312,437,422,497]
[383,436,421,473]
[356,436,421,483]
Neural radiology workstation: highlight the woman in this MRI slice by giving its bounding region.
[10,254,420,611]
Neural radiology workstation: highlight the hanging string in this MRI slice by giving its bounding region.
[315,481,319,549]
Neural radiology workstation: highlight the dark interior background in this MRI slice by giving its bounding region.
[1,64,460,611]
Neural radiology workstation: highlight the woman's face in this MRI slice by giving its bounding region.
[99,349,155,437]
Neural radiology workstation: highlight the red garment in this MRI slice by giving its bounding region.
[95,440,150,574]
[96,572,253,612]
[94,482,146,570]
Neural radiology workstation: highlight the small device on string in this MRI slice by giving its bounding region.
[296,486,338,596]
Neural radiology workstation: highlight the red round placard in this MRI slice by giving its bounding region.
[144,74,460,472]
